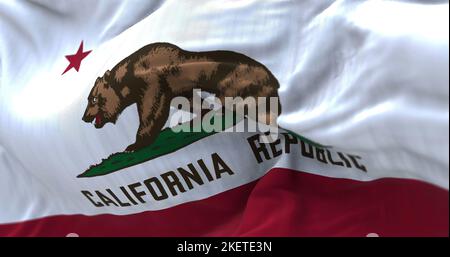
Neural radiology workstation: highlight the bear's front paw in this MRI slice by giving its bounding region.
[125,144,138,153]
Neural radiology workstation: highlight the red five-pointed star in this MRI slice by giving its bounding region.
[62,41,92,75]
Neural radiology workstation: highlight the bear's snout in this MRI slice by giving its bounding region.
[82,115,92,123]
[82,110,94,123]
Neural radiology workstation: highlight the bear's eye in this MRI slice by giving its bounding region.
[91,97,98,105]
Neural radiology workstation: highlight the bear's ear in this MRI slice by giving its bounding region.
[105,70,111,79]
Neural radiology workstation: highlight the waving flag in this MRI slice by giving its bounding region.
[0,0,448,237]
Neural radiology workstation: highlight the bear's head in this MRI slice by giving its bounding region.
[82,70,125,128]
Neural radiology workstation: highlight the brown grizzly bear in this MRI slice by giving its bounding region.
[82,42,281,152]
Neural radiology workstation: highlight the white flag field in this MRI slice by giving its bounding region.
[0,0,448,236]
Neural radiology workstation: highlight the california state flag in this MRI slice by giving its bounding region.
[0,0,448,237]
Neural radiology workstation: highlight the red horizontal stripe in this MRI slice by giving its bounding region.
[0,168,448,237]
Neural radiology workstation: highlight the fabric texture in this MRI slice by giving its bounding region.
[0,0,448,236]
